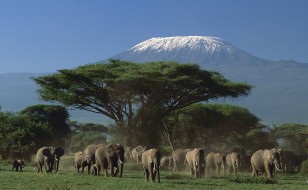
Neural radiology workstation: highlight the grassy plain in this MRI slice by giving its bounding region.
[0,155,307,190]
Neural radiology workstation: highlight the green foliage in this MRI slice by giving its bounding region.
[299,159,308,176]
[0,105,71,160]
[33,60,252,148]
[0,112,38,159]
[20,104,71,147]
[68,123,108,152]
[274,123,308,154]
[167,103,261,152]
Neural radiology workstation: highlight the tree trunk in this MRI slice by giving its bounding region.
[161,120,174,152]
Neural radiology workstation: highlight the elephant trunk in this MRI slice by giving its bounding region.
[55,158,59,173]
[157,165,160,183]
[119,162,124,177]
[198,164,201,178]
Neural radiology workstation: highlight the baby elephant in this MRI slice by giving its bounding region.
[12,159,25,172]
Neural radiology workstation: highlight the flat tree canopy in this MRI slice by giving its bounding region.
[33,60,252,146]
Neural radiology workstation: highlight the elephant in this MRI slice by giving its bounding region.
[74,151,88,173]
[83,144,97,175]
[251,148,282,178]
[160,156,173,170]
[185,148,205,178]
[226,152,240,175]
[95,143,125,177]
[141,148,161,183]
[36,146,64,173]
[172,148,192,172]
[131,145,146,163]
[12,159,25,172]
[205,152,226,176]
[36,147,55,173]
[52,147,65,173]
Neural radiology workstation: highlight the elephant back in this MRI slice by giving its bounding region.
[193,148,205,163]
[37,147,53,159]
[84,144,97,164]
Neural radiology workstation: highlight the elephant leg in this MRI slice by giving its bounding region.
[144,169,149,182]
[97,165,101,176]
[110,163,115,177]
[152,168,157,182]
[114,163,119,177]
[87,164,91,175]
[149,165,154,182]
[190,167,194,177]
[264,164,271,178]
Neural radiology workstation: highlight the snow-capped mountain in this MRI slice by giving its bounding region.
[112,36,308,124]
[112,36,266,65]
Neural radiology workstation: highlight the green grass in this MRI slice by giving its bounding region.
[1,156,307,190]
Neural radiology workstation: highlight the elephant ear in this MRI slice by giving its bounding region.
[54,147,65,158]
[42,147,52,157]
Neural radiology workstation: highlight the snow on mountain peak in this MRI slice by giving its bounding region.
[129,36,235,55]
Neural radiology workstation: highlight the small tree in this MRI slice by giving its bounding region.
[20,104,71,147]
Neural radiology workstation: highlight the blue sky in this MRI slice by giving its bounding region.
[0,0,308,73]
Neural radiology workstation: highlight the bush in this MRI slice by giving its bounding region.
[299,159,308,176]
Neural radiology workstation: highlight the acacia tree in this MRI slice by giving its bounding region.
[33,60,252,149]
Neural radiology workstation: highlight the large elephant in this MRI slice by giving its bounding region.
[36,146,64,173]
[160,156,173,170]
[74,151,87,173]
[172,148,192,172]
[226,152,240,175]
[185,148,205,178]
[12,159,25,172]
[251,148,282,178]
[83,144,97,175]
[95,143,125,177]
[131,145,146,163]
[141,148,161,183]
[205,152,226,176]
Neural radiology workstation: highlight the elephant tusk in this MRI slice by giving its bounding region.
[275,164,283,172]
[119,160,123,164]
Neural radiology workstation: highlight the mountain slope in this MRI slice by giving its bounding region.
[112,36,308,124]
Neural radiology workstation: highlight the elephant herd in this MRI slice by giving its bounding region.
[170,147,284,179]
[74,143,125,177]
[9,144,305,182]
[74,144,160,182]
